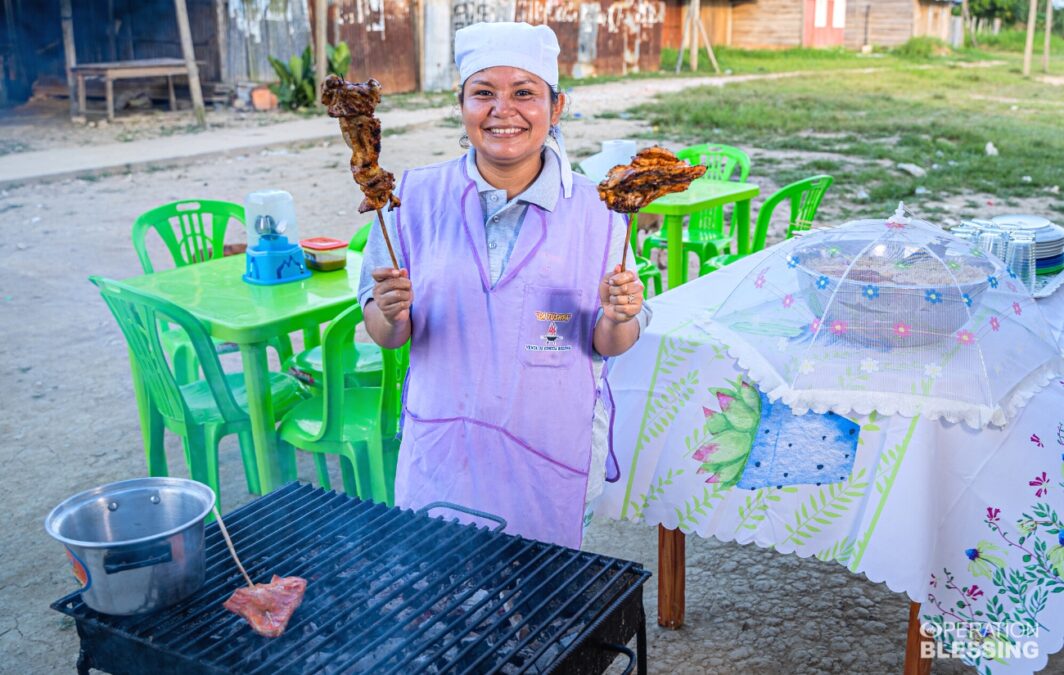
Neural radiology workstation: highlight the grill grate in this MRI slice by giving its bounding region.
[53,483,649,675]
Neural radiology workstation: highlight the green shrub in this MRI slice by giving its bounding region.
[269,42,351,110]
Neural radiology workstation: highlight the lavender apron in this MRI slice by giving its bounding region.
[393,157,613,548]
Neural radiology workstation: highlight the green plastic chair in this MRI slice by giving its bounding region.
[700,174,834,275]
[642,144,752,268]
[282,221,382,389]
[91,276,308,505]
[348,221,373,252]
[279,303,407,505]
[132,199,293,382]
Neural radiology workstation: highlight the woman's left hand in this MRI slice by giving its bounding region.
[600,265,644,324]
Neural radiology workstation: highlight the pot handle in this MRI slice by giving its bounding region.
[103,541,173,574]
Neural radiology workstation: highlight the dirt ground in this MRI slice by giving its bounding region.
[3,75,1062,674]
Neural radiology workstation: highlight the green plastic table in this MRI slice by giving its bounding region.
[638,180,760,289]
[122,251,364,492]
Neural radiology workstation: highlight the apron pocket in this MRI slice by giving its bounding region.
[517,285,584,368]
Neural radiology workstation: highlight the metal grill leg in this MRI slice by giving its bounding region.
[76,646,91,675]
[637,605,648,674]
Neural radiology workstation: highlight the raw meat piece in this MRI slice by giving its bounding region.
[223,575,307,638]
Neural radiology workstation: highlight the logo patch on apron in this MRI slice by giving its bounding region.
[527,311,573,352]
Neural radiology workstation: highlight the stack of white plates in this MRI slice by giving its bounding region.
[990,214,1064,275]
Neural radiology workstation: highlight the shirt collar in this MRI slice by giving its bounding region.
[465,148,560,213]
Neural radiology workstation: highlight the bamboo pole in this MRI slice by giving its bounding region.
[60,0,77,119]
[173,0,207,126]
[314,0,327,109]
[1045,0,1054,74]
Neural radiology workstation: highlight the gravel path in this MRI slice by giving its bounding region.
[2,72,1060,674]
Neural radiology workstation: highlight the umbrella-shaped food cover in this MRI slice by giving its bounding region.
[707,207,1063,428]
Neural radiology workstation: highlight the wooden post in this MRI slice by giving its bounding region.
[688,0,699,72]
[213,0,229,85]
[1044,0,1054,74]
[173,0,207,126]
[1023,0,1038,76]
[60,0,78,119]
[314,0,327,107]
[903,601,934,675]
[961,0,974,46]
[674,4,691,73]
[657,525,685,628]
[695,7,721,74]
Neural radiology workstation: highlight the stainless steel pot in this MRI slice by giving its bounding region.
[45,477,215,615]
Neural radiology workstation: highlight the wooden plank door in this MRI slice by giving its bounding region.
[803,0,845,47]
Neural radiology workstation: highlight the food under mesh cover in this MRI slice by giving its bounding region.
[706,209,1064,428]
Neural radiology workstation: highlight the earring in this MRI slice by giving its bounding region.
[459,134,470,149]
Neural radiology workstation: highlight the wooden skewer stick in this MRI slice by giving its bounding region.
[213,506,254,589]
[376,208,399,269]
[619,213,635,273]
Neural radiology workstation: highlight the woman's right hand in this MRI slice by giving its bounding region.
[371,267,413,326]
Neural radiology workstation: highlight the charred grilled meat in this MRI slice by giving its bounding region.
[321,75,401,213]
[596,146,707,213]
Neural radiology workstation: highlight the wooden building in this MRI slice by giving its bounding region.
[0,0,666,106]
[662,0,954,51]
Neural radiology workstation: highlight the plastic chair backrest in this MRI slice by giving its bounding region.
[676,144,751,183]
[750,175,834,254]
[381,342,409,438]
[316,303,397,443]
[348,222,373,252]
[132,200,244,274]
[90,276,247,426]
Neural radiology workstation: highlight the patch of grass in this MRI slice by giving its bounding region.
[892,37,952,60]
[973,28,1064,54]
[382,125,413,137]
[380,90,454,111]
[633,61,1064,216]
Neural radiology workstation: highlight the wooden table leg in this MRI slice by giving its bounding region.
[664,214,685,290]
[903,601,934,675]
[105,76,114,121]
[658,524,685,628]
[167,75,176,110]
[240,342,285,492]
[734,198,752,256]
[77,73,86,115]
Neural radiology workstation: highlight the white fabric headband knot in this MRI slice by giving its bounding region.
[454,21,573,198]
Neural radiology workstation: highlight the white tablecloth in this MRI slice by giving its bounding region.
[598,251,1064,674]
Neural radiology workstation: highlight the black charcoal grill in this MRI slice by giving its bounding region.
[53,482,650,674]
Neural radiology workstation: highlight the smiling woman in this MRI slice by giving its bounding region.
[354,22,653,549]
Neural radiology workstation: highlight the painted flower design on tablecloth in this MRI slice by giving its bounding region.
[776,337,790,352]
[799,359,816,375]
[753,270,767,289]
[810,318,822,333]
[1012,302,1023,316]
[924,363,943,379]
[1051,533,1064,578]
[886,219,906,229]
[947,260,962,272]
[860,358,880,373]
[965,585,985,600]
[782,294,794,308]
[961,293,973,308]
[965,541,1006,579]
[1030,471,1050,498]
[990,316,1001,332]
[863,284,880,300]
[1007,281,1018,292]
[985,507,1001,524]
[829,320,847,336]
[925,289,943,304]
[987,275,999,288]
[787,255,800,268]
[816,275,830,290]
[894,322,912,338]
[956,330,976,346]
[1007,267,1018,279]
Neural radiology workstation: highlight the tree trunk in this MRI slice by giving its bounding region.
[1023,0,1038,77]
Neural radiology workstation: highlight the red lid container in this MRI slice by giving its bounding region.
[300,237,347,251]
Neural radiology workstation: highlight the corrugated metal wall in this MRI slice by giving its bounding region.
[324,0,419,94]
[226,0,312,83]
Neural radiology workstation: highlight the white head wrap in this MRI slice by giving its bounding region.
[454,22,574,198]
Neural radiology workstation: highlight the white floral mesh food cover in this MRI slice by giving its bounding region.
[706,208,1064,428]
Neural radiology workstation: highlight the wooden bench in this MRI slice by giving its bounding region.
[71,58,190,121]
